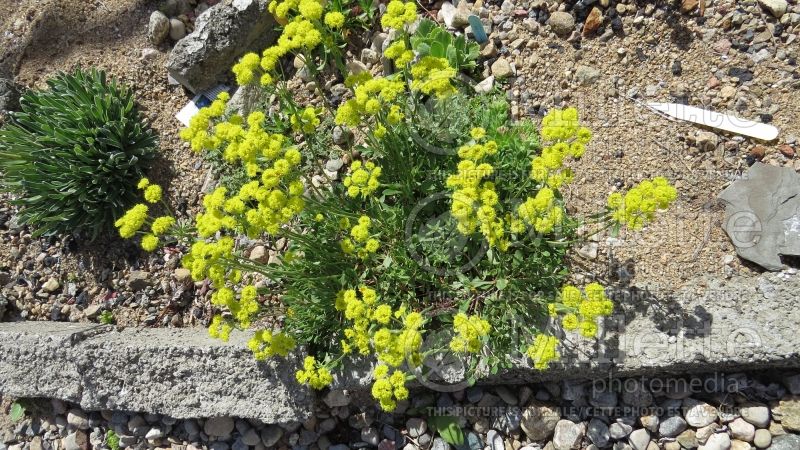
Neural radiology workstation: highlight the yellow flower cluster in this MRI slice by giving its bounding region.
[335,287,424,370]
[371,365,409,411]
[607,177,677,230]
[179,92,229,151]
[290,106,320,134]
[324,11,345,28]
[211,285,260,328]
[343,161,382,198]
[232,52,262,86]
[410,57,457,98]
[248,330,297,360]
[553,283,614,338]
[449,313,491,353]
[530,108,592,189]
[517,187,565,235]
[181,237,236,285]
[151,216,175,235]
[115,204,148,239]
[296,356,333,389]
[380,0,417,30]
[335,73,405,126]
[384,40,414,66]
[141,234,159,252]
[209,315,234,341]
[298,0,323,20]
[446,130,515,249]
[526,334,560,370]
[340,216,380,260]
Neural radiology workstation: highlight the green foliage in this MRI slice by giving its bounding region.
[0,68,157,238]
[105,430,120,450]
[429,416,464,446]
[98,310,115,325]
[411,19,480,72]
[9,402,25,422]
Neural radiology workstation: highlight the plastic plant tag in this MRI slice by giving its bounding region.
[176,84,229,126]
[468,15,488,44]
[646,102,779,141]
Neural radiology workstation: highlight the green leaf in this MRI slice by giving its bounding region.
[429,416,464,447]
[10,402,25,422]
[496,278,508,290]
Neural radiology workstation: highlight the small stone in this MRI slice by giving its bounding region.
[684,399,718,427]
[148,11,170,45]
[169,18,186,41]
[730,440,750,450]
[324,390,351,407]
[623,382,653,408]
[67,410,90,430]
[260,425,283,447]
[750,145,767,160]
[696,132,719,152]
[486,430,503,450]
[783,375,800,394]
[703,433,731,450]
[582,7,602,36]
[128,271,152,291]
[720,86,736,100]
[681,0,698,13]
[658,416,687,438]
[628,429,650,450]
[548,12,575,37]
[677,429,698,449]
[779,145,795,158]
[729,418,755,442]
[145,428,163,440]
[577,243,598,259]
[609,422,632,439]
[575,65,601,86]
[249,245,268,262]
[64,431,88,450]
[474,76,495,94]
[406,418,426,438]
[491,58,514,79]
[552,420,585,450]
[768,434,800,450]
[753,429,771,448]
[740,403,770,428]
[204,417,235,438]
[174,268,192,282]
[758,0,788,18]
[362,427,380,446]
[587,419,609,448]
[43,277,61,293]
[521,403,561,441]
[696,424,716,444]
[640,415,659,433]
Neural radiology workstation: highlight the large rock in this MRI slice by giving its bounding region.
[719,163,800,271]
[167,0,278,93]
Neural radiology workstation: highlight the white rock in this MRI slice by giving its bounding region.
[474,76,494,94]
[701,432,731,450]
[729,418,755,442]
[148,11,170,45]
[552,420,585,450]
[684,398,718,427]
[169,18,186,41]
[758,0,788,18]
[629,429,650,450]
[740,403,770,428]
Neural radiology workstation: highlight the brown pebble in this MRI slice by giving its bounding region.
[750,145,766,159]
[779,145,795,158]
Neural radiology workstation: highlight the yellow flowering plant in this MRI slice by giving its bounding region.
[112,4,680,413]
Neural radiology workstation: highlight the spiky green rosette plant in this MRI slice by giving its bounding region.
[0,68,157,238]
[116,0,678,411]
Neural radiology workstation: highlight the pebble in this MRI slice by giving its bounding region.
[609,422,632,439]
[552,420,585,450]
[587,418,609,448]
[740,403,770,428]
[548,12,575,37]
[628,428,650,450]
[684,399,718,427]
[574,65,601,86]
[658,416,687,438]
[703,432,731,450]
[260,425,283,447]
[729,418,755,442]
[521,404,560,441]
[491,58,514,79]
[42,278,60,293]
[148,11,170,45]
[758,0,788,18]
[169,18,186,41]
[203,417,234,438]
[753,429,771,448]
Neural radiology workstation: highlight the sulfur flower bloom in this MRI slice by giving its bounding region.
[324,11,345,28]
[140,234,159,252]
[608,177,678,230]
[380,0,417,30]
[151,216,175,236]
[527,334,560,370]
[449,313,491,353]
[371,366,409,411]
[248,330,297,360]
[143,184,162,203]
[115,204,149,238]
[296,356,333,389]
[343,160,382,198]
